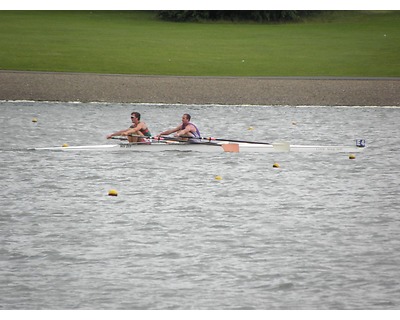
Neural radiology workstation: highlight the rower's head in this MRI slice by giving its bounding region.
[182,113,191,124]
[131,112,141,121]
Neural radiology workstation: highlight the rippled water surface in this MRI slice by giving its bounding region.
[1,101,400,309]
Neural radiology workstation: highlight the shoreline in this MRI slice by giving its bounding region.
[1,70,399,106]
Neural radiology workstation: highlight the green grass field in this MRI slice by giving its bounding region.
[0,11,399,77]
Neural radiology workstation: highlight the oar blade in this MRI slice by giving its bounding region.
[222,143,240,153]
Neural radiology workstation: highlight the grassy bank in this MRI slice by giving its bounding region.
[0,11,399,77]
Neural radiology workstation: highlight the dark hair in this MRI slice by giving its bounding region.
[131,112,141,120]
[183,113,191,121]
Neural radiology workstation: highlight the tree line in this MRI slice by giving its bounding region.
[156,11,318,23]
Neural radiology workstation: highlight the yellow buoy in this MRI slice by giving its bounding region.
[32,118,38,123]
[108,189,118,196]
[247,126,254,131]
[62,143,69,147]
[349,154,356,160]
[215,175,222,181]
[273,162,280,168]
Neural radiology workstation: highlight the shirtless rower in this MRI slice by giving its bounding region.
[106,112,152,143]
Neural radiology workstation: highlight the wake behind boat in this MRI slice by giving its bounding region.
[33,138,366,153]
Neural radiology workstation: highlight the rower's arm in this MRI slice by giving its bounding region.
[176,124,193,136]
[107,128,130,138]
[159,125,181,136]
[125,126,140,135]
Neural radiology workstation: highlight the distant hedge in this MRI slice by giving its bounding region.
[156,11,318,23]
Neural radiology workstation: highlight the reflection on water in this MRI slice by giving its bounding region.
[1,101,400,309]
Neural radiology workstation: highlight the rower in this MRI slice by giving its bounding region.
[106,112,152,143]
[155,113,201,143]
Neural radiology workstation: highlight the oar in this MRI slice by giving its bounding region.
[177,135,290,152]
[110,135,179,145]
[125,135,183,143]
[110,136,128,140]
[155,135,290,152]
[178,136,272,145]
[110,135,162,141]
[112,134,171,140]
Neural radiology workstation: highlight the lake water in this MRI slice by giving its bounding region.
[1,101,400,310]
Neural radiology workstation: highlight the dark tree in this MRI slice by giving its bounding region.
[156,11,317,23]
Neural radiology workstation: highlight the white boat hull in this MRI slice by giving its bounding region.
[34,141,365,153]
